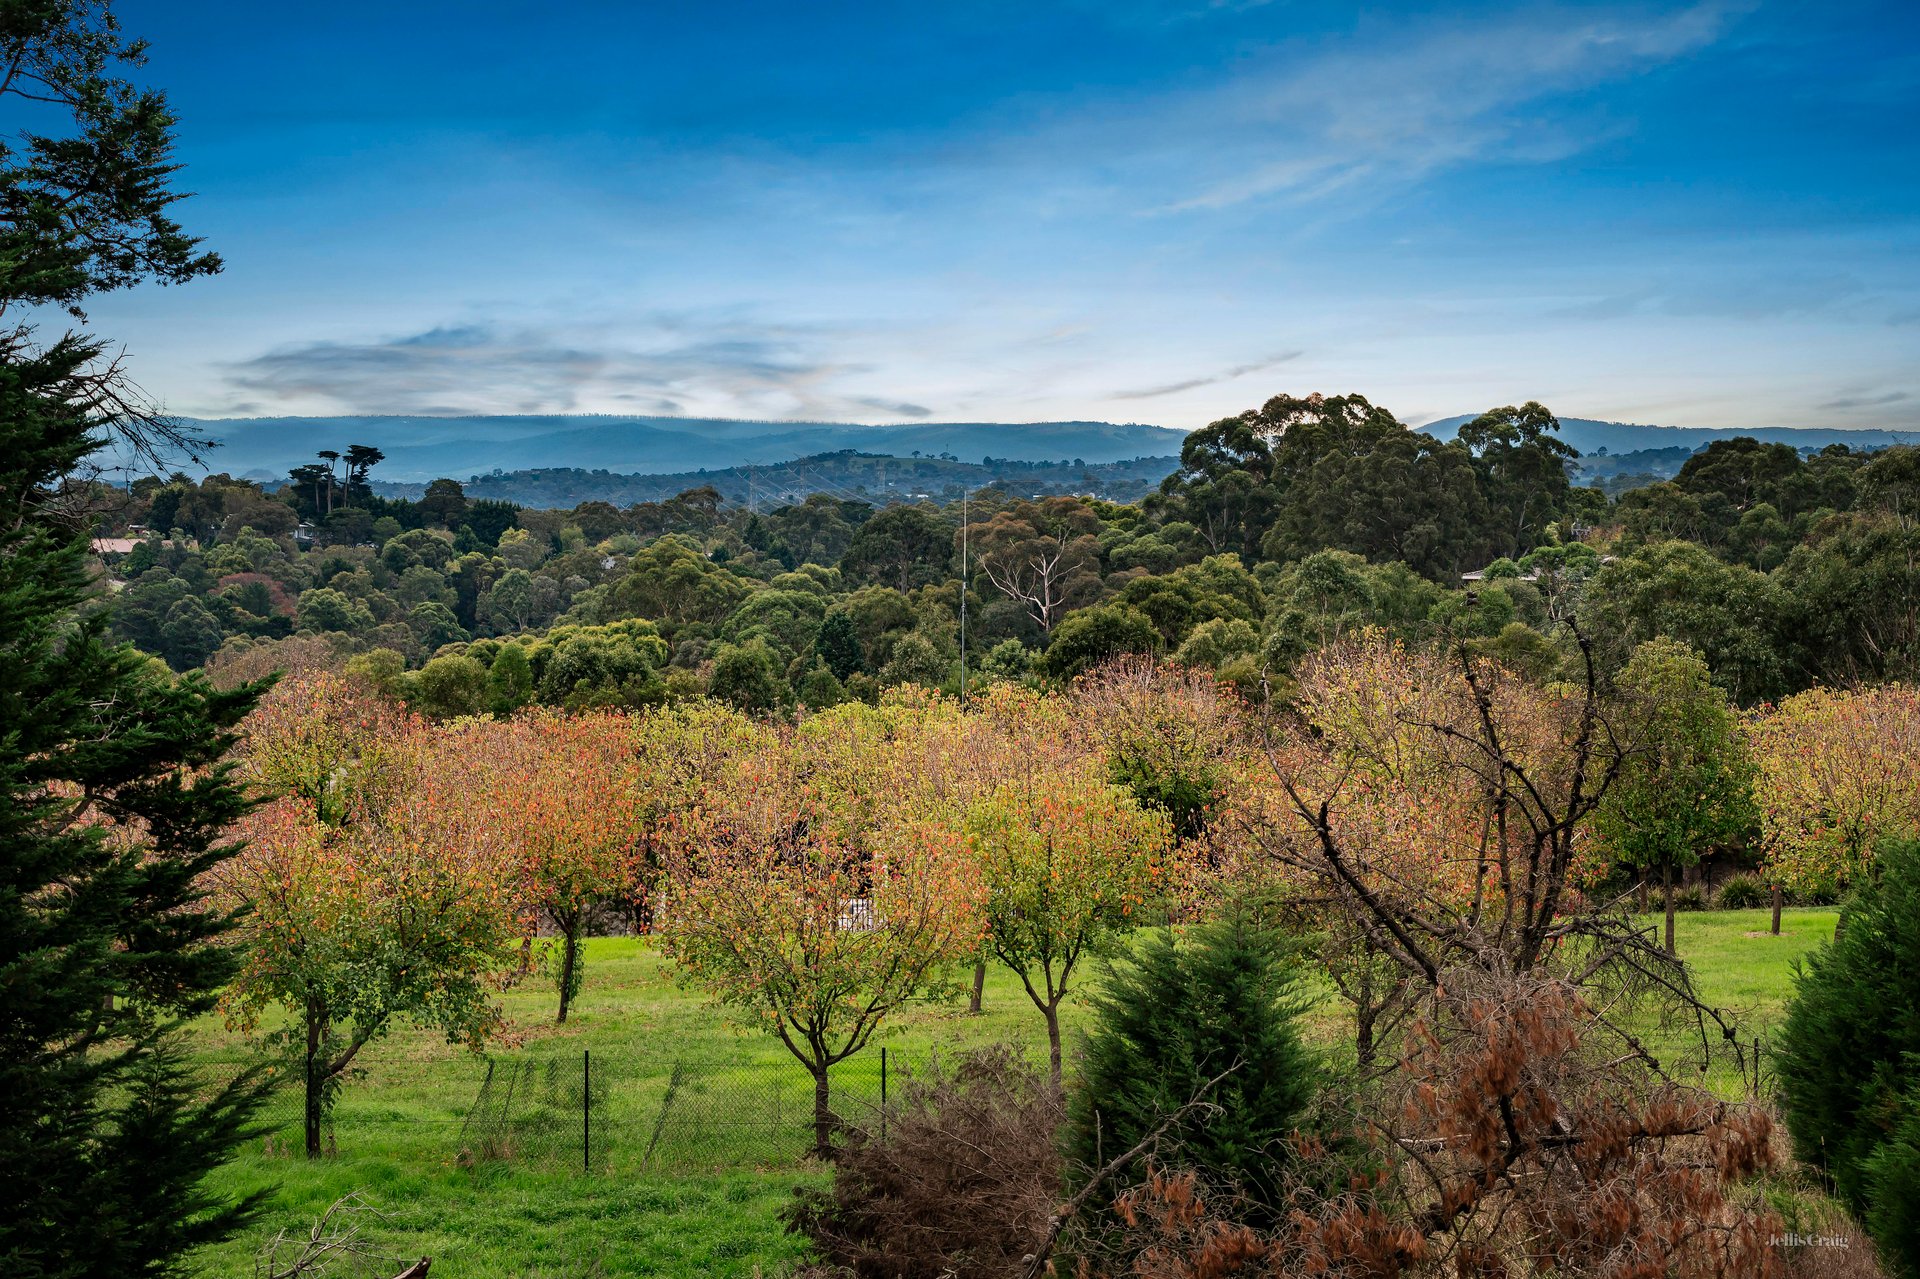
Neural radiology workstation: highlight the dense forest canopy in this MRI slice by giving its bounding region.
[77,393,1920,716]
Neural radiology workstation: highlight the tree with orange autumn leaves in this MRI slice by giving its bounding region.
[477,710,647,1023]
[1248,633,1621,983]
[1222,629,1776,1096]
[218,693,522,1157]
[965,767,1173,1083]
[235,679,776,1040]
[503,700,770,1022]
[865,681,1185,1078]
[654,700,987,1156]
[1748,682,1920,896]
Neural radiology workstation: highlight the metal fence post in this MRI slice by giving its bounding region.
[880,1046,887,1141]
[583,1049,591,1174]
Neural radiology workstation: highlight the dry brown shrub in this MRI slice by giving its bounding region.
[782,1044,1064,1278]
[1073,974,1784,1279]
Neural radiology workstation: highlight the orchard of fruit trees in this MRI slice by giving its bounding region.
[209,641,1920,1172]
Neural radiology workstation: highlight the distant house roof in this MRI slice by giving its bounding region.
[1460,568,1539,583]
[1461,553,1615,583]
[90,538,146,555]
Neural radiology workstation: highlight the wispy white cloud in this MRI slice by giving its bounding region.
[219,318,939,420]
[1555,271,1874,322]
[1819,389,1909,411]
[1138,3,1745,211]
[1113,350,1302,399]
[555,3,1748,232]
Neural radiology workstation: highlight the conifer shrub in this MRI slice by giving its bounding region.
[1064,903,1323,1229]
[1776,837,1920,1278]
[1866,1106,1920,1279]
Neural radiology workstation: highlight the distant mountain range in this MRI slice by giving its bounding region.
[163,414,1193,484]
[140,413,1919,504]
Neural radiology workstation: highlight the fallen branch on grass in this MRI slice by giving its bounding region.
[254,1192,398,1279]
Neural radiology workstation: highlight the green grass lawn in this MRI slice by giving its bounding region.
[189,944,1090,1278]
[1622,907,1835,1093]
[186,909,1837,1278]
[1658,906,1834,1012]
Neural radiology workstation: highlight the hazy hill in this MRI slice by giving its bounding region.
[168,414,1192,483]
[370,450,1183,509]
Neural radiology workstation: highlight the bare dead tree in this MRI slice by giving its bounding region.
[982,544,1078,633]
[1247,624,1763,1092]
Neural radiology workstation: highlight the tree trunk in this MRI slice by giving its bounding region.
[1635,877,1649,913]
[556,924,580,1024]
[304,1003,327,1159]
[1355,999,1377,1071]
[1662,862,1677,956]
[968,960,986,1015]
[1044,1002,1063,1085]
[811,1067,834,1160]
[1770,881,1783,936]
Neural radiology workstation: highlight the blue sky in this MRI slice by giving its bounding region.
[84,0,1920,431]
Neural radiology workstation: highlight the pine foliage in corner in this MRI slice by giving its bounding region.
[0,2,270,1272]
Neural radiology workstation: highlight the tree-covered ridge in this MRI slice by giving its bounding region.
[84,394,1920,719]
[370,449,1184,509]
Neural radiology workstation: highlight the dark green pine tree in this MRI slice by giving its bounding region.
[1064,904,1322,1228]
[1,3,270,1273]
[1775,838,1920,1277]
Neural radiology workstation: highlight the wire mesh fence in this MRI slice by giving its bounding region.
[215,1044,920,1171]
[1647,1031,1774,1101]
[205,1024,1771,1176]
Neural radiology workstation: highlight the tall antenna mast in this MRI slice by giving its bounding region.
[959,486,968,704]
